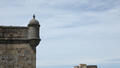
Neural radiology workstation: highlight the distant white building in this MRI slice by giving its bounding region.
[74,64,97,68]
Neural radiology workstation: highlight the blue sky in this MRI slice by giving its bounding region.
[0,0,120,68]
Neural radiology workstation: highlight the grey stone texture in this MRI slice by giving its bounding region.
[87,65,97,68]
[0,15,40,68]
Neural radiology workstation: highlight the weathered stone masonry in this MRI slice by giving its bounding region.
[0,15,40,68]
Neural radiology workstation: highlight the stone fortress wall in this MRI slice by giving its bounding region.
[0,15,40,68]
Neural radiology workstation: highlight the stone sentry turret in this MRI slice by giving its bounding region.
[0,15,40,68]
[28,14,40,50]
